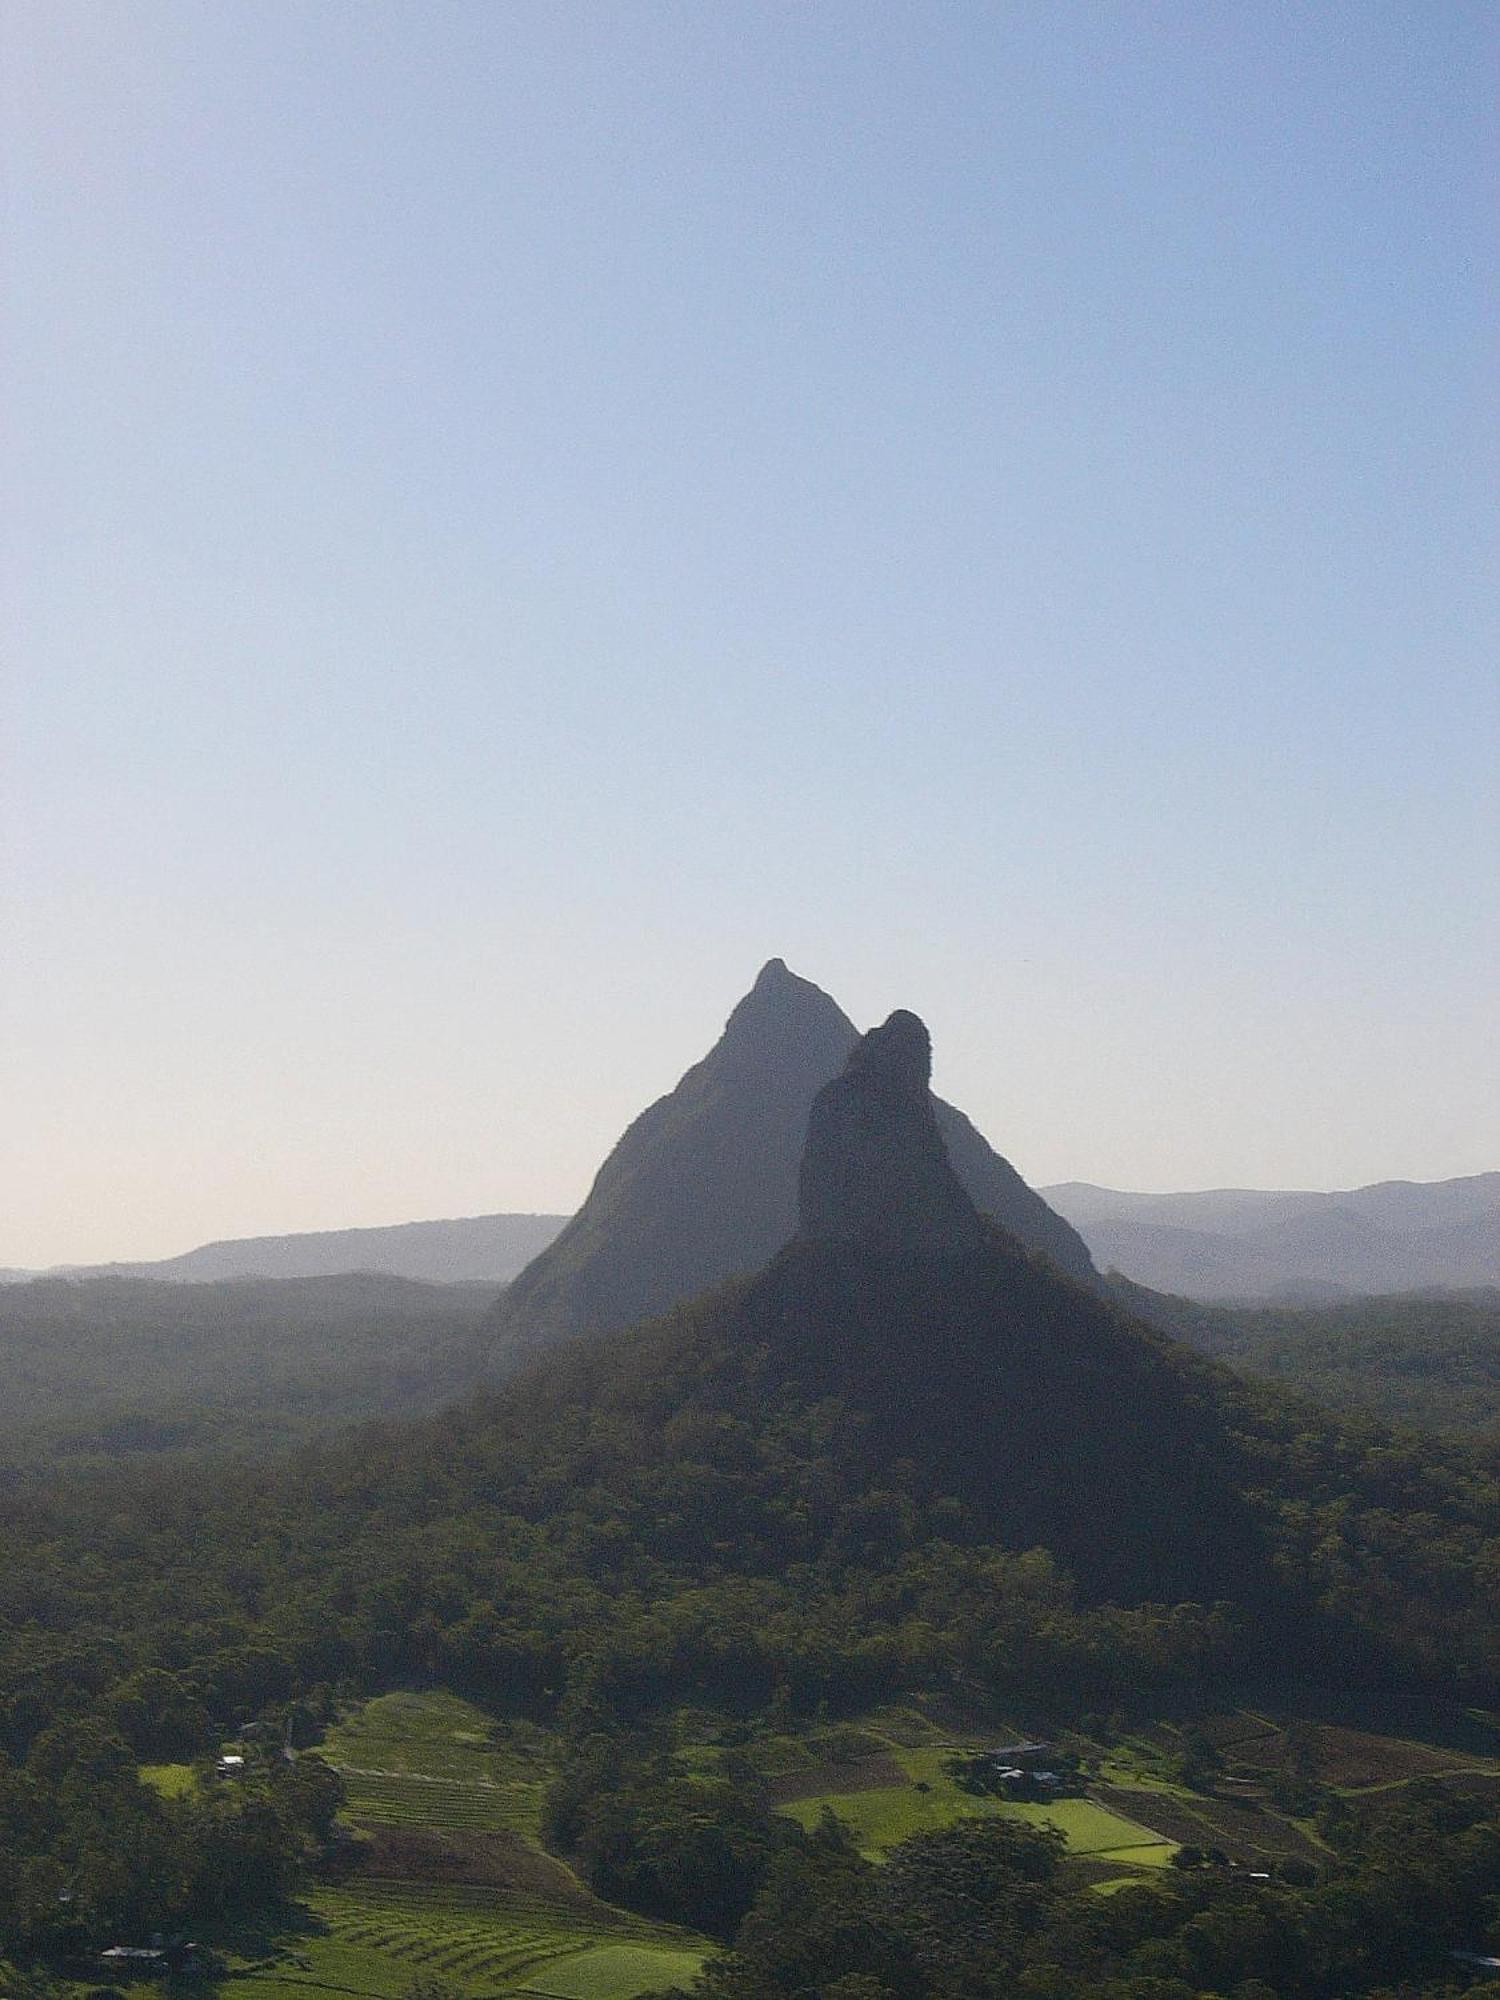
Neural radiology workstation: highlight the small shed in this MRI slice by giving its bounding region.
[100,1948,169,1978]
[983,1741,1052,1768]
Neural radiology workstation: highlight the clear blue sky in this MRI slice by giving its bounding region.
[4,2,1495,1265]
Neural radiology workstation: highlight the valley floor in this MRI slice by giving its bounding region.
[127,1686,1500,2000]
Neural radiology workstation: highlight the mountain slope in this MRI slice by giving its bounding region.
[1046,1174,1500,1298]
[489,960,1093,1356]
[468,1011,1498,1685]
[7,1003,1500,1879]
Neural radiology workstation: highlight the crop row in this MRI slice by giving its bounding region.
[336,1770,534,1831]
[324,1908,604,1970]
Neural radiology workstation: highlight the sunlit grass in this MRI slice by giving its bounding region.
[215,1883,704,2000]
[139,1761,197,1798]
[777,1734,1174,1862]
[521,1944,708,1999]
[321,1690,558,1838]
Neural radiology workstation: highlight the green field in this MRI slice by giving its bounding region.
[522,1944,710,1999]
[321,1689,558,1838]
[139,1761,197,1798]
[775,1736,1174,1864]
[128,1688,1500,2000]
[213,1880,704,2000]
[779,1780,1170,1863]
[179,1694,714,2000]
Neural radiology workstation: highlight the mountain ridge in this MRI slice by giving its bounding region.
[3,1211,569,1286]
[1048,1173,1500,1298]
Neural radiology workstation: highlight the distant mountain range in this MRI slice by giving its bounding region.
[6,995,1490,1315]
[1046,1174,1500,1300]
[2,1212,568,1286]
[9,1170,1493,1306]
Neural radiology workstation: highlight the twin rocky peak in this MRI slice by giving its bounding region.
[799,1008,983,1254]
[489,959,1094,1355]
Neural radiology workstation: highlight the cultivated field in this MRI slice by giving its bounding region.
[763,1721,1173,1866]
[133,1686,1500,2000]
[211,1692,709,2000]
[321,1689,558,1839]
[753,1698,1500,1880]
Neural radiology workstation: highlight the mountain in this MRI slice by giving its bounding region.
[5,1212,569,1286]
[773,1008,1258,1596]
[1045,1174,1500,1299]
[487,1009,1492,1646]
[488,959,1093,1356]
[797,1009,983,1254]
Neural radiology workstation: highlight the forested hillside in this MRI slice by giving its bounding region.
[1124,1282,1500,1437]
[7,1227,1500,1990]
[0,1274,495,1459]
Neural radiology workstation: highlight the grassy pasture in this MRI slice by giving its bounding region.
[776,1736,1171,1863]
[322,1690,557,1839]
[217,1882,703,2000]
[140,1761,197,1798]
[197,1694,714,2000]
[780,1778,995,1849]
[126,1687,1500,2000]
[520,1944,709,1999]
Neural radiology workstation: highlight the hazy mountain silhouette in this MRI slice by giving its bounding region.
[7,1213,569,1287]
[488,959,1093,1356]
[1047,1174,1500,1299]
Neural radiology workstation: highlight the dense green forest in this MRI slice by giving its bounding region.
[672,1792,1500,2000]
[5,1271,1497,1484]
[1122,1283,1500,1438]
[0,1275,495,1460]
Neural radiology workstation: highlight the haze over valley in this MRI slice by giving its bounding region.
[13,1166,1490,1301]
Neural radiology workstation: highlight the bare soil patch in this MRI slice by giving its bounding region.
[1299,1727,1466,1789]
[1090,1786,1322,1867]
[762,1754,907,1804]
[359,1824,605,1908]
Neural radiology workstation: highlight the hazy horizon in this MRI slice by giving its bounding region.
[7,962,1496,1275]
[13,1160,1500,1277]
[6,4,1495,1267]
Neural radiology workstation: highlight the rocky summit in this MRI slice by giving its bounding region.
[487,959,1094,1360]
[798,1010,984,1253]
